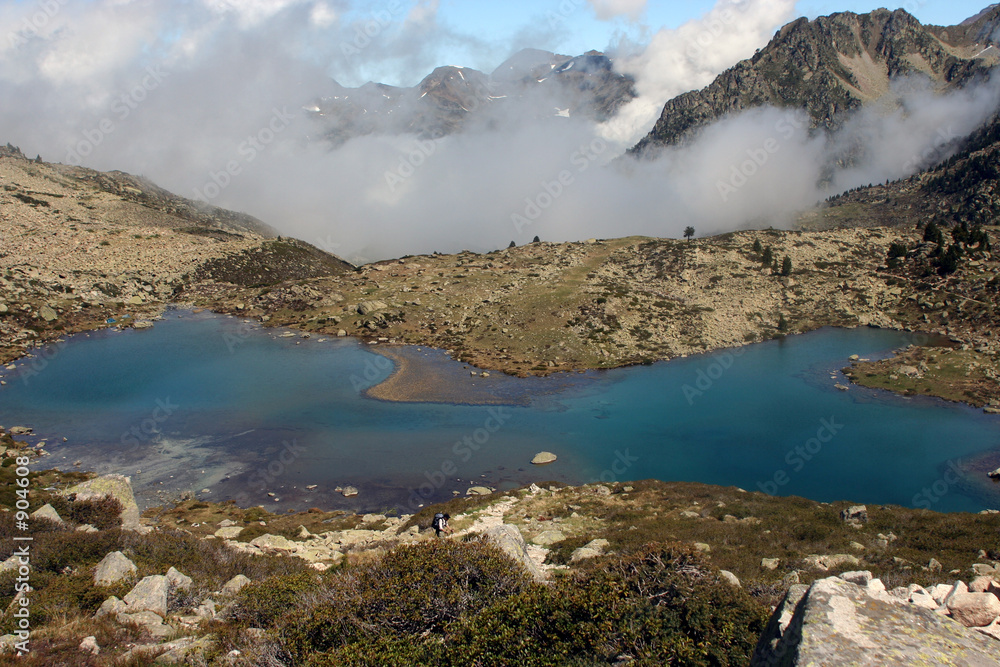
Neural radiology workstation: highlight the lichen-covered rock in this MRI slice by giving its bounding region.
[30,503,63,524]
[530,529,565,546]
[165,566,192,592]
[123,575,169,617]
[94,551,136,586]
[221,574,251,596]
[63,474,141,530]
[752,576,1000,666]
[483,524,546,582]
[570,538,609,563]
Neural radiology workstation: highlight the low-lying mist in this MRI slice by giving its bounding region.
[1,0,997,264]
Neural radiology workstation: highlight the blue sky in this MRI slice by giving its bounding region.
[364,0,994,80]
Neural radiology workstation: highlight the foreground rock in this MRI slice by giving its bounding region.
[63,474,142,530]
[484,524,547,582]
[752,576,1000,665]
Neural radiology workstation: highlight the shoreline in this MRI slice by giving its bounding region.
[363,345,532,405]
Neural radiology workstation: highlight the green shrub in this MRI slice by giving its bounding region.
[230,571,325,628]
[452,543,768,666]
[281,540,533,661]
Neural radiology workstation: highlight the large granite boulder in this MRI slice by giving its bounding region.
[122,575,169,617]
[93,551,137,586]
[752,576,1000,666]
[63,474,141,531]
[483,524,546,582]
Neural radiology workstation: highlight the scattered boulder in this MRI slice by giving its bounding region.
[752,576,1000,666]
[250,534,298,553]
[948,592,1000,628]
[803,554,860,571]
[30,504,63,524]
[839,570,873,586]
[222,574,251,596]
[570,538,609,563]
[94,551,136,586]
[531,451,557,465]
[928,558,943,573]
[154,635,216,664]
[79,636,99,655]
[341,486,359,497]
[214,526,244,539]
[357,300,388,315]
[530,529,566,546]
[466,486,492,496]
[840,505,868,525]
[39,305,57,322]
[165,567,192,592]
[123,575,169,617]
[95,596,127,618]
[719,570,741,588]
[483,524,546,582]
[63,474,142,531]
[761,558,780,571]
[969,576,1000,594]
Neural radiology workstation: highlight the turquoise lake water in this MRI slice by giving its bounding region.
[2,308,999,514]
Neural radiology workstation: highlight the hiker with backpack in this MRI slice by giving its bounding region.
[432,512,452,537]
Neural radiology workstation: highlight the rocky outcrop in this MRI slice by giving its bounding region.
[63,474,142,531]
[752,576,1000,665]
[632,7,1000,155]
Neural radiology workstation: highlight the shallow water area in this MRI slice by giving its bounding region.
[1,308,999,514]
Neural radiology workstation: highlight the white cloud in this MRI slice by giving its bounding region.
[599,0,797,149]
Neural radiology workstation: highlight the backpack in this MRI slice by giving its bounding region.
[432,513,445,529]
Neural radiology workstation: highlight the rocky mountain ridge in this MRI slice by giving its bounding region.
[308,49,636,144]
[631,6,1000,156]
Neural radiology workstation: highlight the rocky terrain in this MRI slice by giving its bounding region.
[0,146,352,365]
[2,456,1000,664]
[630,6,1000,156]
